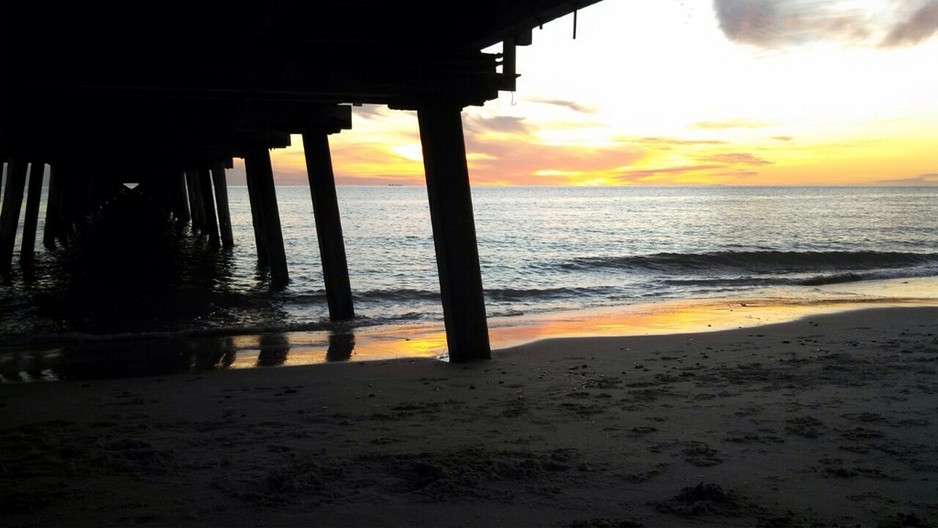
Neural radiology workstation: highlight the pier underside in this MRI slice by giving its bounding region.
[0,0,600,362]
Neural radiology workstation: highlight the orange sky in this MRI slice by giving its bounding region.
[233,0,938,187]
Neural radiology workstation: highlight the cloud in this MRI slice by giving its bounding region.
[527,97,597,114]
[771,136,794,142]
[881,0,938,47]
[703,152,773,165]
[631,136,728,147]
[713,0,874,47]
[877,173,938,185]
[693,119,773,130]
[463,115,533,136]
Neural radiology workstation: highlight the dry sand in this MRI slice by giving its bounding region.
[2,306,937,527]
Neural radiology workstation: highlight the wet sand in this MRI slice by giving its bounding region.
[2,304,937,527]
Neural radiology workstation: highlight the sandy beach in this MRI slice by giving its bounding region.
[2,303,937,527]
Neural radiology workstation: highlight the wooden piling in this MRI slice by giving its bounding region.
[198,167,220,248]
[0,159,28,270]
[170,172,191,225]
[210,162,234,248]
[244,148,288,287]
[417,102,491,362]
[42,165,67,249]
[302,132,355,321]
[20,162,45,263]
[244,158,269,266]
[185,169,206,233]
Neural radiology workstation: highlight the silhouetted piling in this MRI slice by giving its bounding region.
[42,165,67,249]
[20,162,45,263]
[417,102,491,362]
[303,132,354,321]
[198,167,220,248]
[0,159,28,270]
[244,148,288,287]
[185,170,206,233]
[170,172,191,226]
[211,162,234,248]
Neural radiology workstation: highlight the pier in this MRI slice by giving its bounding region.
[0,1,600,362]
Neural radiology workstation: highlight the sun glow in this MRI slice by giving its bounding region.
[255,0,938,188]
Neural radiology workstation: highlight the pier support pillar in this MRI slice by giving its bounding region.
[43,165,67,249]
[244,148,288,287]
[0,159,28,270]
[211,162,234,248]
[20,162,45,263]
[198,167,220,248]
[170,172,191,226]
[185,169,206,234]
[417,102,491,362]
[302,132,354,321]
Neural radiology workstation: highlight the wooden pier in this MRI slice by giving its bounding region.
[0,1,600,362]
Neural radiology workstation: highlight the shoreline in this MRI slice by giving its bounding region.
[2,276,937,382]
[2,304,936,526]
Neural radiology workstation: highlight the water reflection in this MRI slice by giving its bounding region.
[1,327,373,382]
[256,333,290,367]
[326,332,355,362]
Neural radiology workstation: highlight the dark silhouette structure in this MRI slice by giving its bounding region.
[0,1,601,362]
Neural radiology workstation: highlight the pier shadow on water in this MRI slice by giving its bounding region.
[0,187,359,382]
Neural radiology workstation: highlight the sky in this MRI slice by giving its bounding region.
[238,0,938,186]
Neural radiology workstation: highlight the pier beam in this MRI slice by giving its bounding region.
[211,162,234,248]
[0,159,28,270]
[417,102,491,362]
[244,148,288,287]
[20,162,45,263]
[302,132,354,321]
[198,167,220,248]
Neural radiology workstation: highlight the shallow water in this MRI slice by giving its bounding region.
[2,184,937,380]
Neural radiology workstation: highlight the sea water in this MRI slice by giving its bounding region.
[2,185,937,377]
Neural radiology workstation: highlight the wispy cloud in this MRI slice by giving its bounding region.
[527,97,597,114]
[877,173,938,185]
[703,153,773,165]
[881,1,938,47]
[631,136,728,147]
[464,115,533,136]
[693,119,774,130]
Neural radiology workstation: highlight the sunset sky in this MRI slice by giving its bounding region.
[245,0,938,187]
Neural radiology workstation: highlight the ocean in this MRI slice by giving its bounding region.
[2,185,937,379]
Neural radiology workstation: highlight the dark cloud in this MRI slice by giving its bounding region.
[881,0,938,47]
[527,97,596,114]
[713,0,874,47]
[772,136,794,142]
